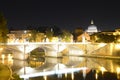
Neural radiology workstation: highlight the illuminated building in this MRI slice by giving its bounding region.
[85,20,100,35]
[7,30,32,43]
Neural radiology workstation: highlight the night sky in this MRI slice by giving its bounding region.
[0,0,120,31]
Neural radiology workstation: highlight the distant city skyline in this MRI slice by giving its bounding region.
[0,0,120,31]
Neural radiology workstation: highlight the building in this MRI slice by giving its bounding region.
[7,30,32,43]
[85,20,100,35]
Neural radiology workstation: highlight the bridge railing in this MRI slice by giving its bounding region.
[0,42,91,45]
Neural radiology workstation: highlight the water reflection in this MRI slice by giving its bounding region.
[0,56,120,80]
[1,54,13,65]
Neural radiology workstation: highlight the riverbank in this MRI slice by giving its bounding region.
[0,63,11,80]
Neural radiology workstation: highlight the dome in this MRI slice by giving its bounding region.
[87,24,98,32]
[86,20,98,33]
[88,25,97,30]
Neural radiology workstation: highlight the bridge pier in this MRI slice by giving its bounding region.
[45,50,62,57]
[12,45,29,60]
[13,52,28,60]
[12,44,41,60]
[44,43,65,58]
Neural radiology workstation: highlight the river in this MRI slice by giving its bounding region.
[0,55,120,80]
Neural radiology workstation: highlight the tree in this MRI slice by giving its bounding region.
[29,30,38,42]
[61,30,72,42]
[0,12,8,43]
[73,27,83,42]
[95,34,115,43]
[45,27,54,41]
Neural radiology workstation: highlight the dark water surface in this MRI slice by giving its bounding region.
[28,56,120,80]
[1,56,120,80]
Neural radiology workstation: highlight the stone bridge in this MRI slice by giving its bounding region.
[0,42,120,60]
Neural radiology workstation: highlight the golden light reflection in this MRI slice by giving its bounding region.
[71,71,74,80]
[65,72,67,78]
[0,47,3,51]
[95,73,98,80]
[115,44,120,49]
[29,60,44,67]
[43,70,47,80]
[0,54,13,65]
[7,54,13,65]
[43,75,47,80]
[83,68,87,79]
[100,67,107,75]
[116,67,120,79]
[28,33,31,36]
[117,67,120,73]
[71,66,74,80]
[1,54,5,64]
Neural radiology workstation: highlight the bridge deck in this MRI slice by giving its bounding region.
[0,42,90,45]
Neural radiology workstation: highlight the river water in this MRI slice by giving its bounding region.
[0,55,120,80]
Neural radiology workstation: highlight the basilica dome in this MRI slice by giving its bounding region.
[86,20,98,34]
[87,24,98,32]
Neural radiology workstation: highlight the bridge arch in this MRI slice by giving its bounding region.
[1,42,116,60]
[30,47,45,57]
